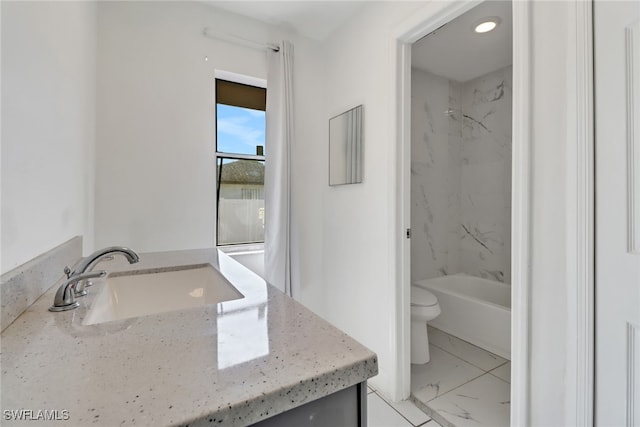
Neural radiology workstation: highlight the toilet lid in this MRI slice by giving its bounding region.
[411,286,438,307]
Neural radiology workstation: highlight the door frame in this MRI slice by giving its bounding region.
[391,1,594,425]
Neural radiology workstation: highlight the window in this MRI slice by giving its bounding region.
[215,78,266,246]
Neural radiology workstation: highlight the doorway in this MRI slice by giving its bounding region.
[393,1,530,425]
[406,2,512,425]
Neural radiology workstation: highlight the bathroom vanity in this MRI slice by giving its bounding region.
[1,249,377,426]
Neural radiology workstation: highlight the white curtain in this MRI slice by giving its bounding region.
[264,41,293,296]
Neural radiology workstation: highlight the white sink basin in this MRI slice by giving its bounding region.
[83,264,244,325]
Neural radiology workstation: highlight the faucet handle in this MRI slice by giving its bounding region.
[64,266,72,279]
[74,268,108,297]
[49,270,107,312]
[76,270,107,281]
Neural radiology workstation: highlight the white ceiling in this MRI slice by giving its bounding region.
[202,1,367,41]
[412,1,512,82]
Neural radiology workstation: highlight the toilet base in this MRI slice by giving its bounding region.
[411,320,431,364]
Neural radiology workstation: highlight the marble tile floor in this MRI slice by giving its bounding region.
[367,384,443,427]
[410,326,511,427]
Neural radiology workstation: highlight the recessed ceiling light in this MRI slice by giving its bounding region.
[473,17,501,34]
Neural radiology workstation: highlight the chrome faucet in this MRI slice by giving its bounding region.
[65,246,140,297]
[49,270,106,312]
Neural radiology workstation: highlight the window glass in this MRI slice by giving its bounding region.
[216,158,265,246]
[216,104,266,156]
[215,78,266,246]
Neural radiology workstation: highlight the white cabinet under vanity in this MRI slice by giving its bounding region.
[1,248,377,426]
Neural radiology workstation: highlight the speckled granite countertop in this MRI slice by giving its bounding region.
[1,249,377,426]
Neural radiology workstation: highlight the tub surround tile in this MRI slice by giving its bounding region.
[459,67,512,284]
[411,346,484,403]
[412,70,461,282]
[428,326,507,372]
[411,66,512,284]
[426,374,510,427]
[489,362,511,383]
[1,236,82,332]
[1,248,377,427]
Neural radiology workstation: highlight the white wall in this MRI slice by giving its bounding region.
[320,1,427,399]
[95,1,327,314]
[1,1,96,274]
[96,1,267,253]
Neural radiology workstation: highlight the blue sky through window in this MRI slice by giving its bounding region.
[216,104,266,155]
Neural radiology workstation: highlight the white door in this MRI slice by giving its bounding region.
[595,1,640,425]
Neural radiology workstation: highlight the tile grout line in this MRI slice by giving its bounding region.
[428,327,506,359]
[412,371,488,410]
[429,340,509,373]
[412,330,511,427]
[487,371,510,385]
[374,390,428,427]
[486,360,511,384]
[429,340,509,374]
[426,371,488,403]
[412,371,511,426]
[409,394,451,427]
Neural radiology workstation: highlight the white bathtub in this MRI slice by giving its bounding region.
[414,274,511,360]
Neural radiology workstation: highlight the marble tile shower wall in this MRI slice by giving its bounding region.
[410,70,461,281]
[411,66,512,284]
[460,66,512,283]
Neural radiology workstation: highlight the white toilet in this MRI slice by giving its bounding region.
[411,285,441,364]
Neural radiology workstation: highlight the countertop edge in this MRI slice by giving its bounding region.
[184,355,378,427]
